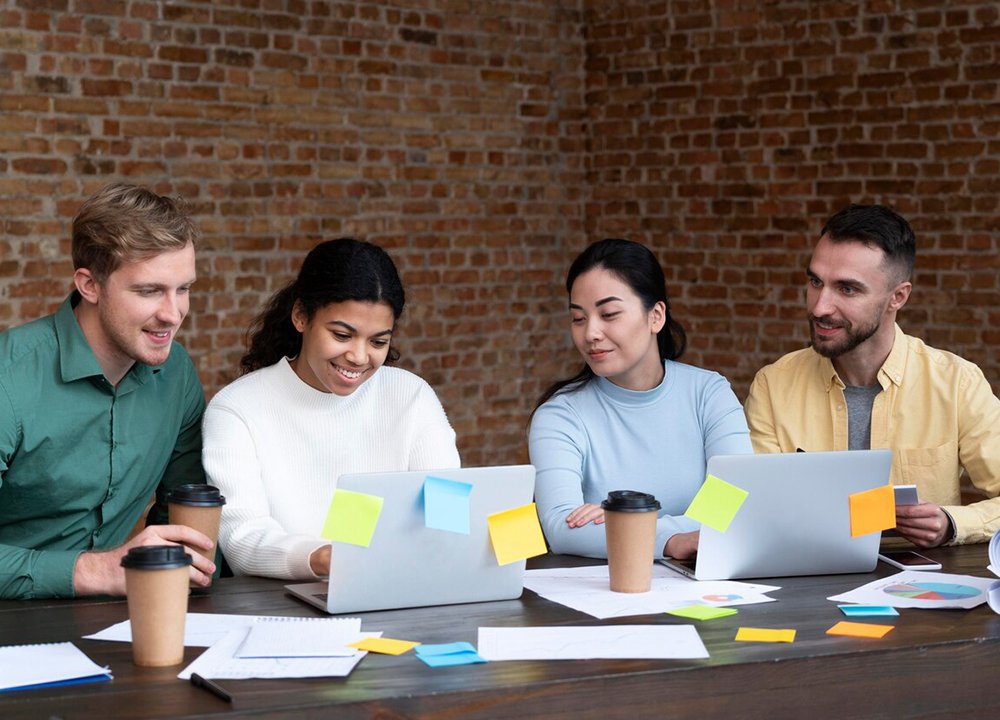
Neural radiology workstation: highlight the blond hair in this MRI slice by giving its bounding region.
[71,183,198,282]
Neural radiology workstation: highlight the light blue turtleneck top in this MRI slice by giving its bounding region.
[528,360,753,559]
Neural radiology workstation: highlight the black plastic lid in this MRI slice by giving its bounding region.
[120,545,193,570]
[167,484,226,507]
[601,490,661,513]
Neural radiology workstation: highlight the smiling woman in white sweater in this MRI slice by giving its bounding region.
[203,238,460,581]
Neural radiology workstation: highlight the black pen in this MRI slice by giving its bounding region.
[191,673,234,704]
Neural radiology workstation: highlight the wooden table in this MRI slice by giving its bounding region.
[2,544,999,719]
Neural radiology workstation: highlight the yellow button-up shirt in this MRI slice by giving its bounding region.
[744,324,1000,545]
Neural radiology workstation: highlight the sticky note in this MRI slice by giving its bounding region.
[414,642,486,667]
[415,642,477,657]
[486,503,547,566]
[848,484,896,538]
[838,605,899,617]
[320,489,384,547]
[826,621,894,639]
[684,474,749,533]
[349,638,420,655]
[735,628,796,643]
[666,605,738,621]
[424,476,473,534]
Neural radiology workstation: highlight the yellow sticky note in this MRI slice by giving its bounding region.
[320,489,384,547]
[349,637,420,655]
[848,484,896,538]
[826,621,894,639]
[487,502,547,566]
[735,627,796,643]
[684,474,749,533]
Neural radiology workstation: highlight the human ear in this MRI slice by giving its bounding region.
[291,300,308,333]
[888,281,912,313]
[73,268,101,305]
[649,301,667,333]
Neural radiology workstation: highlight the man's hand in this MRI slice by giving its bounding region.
[566,503,605,528]
[664,530,699,559]
[73,525,215,596]
[894,502,952,548]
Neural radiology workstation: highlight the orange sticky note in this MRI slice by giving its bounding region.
[848,484,896,538]
[826,621,894,639]
[734,627,796,643]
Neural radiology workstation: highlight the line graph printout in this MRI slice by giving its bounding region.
[477,625,709,661]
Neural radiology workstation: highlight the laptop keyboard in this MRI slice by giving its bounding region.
[313,593,328,601]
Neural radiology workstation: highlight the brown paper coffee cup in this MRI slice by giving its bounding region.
[122,546,192,667]
[167,484,226,586]
[602,491,661,593]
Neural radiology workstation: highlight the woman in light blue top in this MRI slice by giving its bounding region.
[528,239,752,560]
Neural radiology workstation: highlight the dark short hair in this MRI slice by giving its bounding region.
[821,204,916,285]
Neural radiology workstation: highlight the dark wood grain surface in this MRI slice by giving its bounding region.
[2,544,999,719]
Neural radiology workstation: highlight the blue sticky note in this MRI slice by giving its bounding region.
[838,605,900,617]
[414,642,477,657]
[418,651,487,667]
[424,476,473,534]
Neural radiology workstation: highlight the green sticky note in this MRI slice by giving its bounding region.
[320,489,384,547]
[666,605,739,621]
[684,474,749,533]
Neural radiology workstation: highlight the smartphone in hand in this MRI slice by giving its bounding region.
[878,550,941,571]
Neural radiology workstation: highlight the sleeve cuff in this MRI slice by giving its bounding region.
[31,549,85,599]
[290,538,328,581]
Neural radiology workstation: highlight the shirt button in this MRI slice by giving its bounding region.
[895,376,901,382]
[837,404,843,411]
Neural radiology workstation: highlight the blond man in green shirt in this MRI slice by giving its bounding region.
[0,184,215,599]
[745,204,1000,548]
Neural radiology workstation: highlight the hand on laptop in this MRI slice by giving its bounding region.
[566,503,605,528]
[309,545,332,576]
[894,502,951,548]
[664,530,698,559]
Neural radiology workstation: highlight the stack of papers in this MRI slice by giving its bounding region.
[524,565,779,619]
[477,625,709,660]
[0,642,111,693]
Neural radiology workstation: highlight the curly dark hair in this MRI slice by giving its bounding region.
[240,238,405,374]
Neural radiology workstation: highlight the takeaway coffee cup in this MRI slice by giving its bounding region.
[602,490,661,593]
[121,545,193,666]
[168,484,226,584]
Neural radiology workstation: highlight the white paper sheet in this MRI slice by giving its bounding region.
[0,642,112,692]
[523,565,780,619]
[236,618,361,658]
[177,628,380,680]
[84,613,361,648]
[828,570,996,610]
[988,529,1000,614]
[477,625,709,661]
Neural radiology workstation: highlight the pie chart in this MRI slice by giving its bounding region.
[883,582,981,601]
[703,594,742,602]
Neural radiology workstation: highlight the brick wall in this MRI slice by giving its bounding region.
[0,0,588,466]
[583,0,1000,398]
[2,0,1000,468]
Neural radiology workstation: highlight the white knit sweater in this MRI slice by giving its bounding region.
[203,358,461,580]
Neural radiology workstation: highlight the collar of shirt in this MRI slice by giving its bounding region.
[820,324,907,394]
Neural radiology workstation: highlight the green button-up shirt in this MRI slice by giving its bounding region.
[0,295,206,599]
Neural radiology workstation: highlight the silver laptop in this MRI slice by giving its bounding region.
[660,450,892,580]
[286,465,536,614]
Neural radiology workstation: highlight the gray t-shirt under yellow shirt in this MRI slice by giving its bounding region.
[844,383,882,451]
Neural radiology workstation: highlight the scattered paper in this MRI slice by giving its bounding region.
[666,605,738,621]
[321,489,384,547]
[0,642,111,693]
[423,476,473,534]
[487,502,547,566]
[829,570,996,610]
[236,618,362,659]
[988,528,1000,615]
[414,642,485,667]
[838,605,899,617]
[735,628,795,643]
[848,484,895,538]
[85,613,307,647]
[524,565,779,619]
[684,474,748,533]
[478,625,709,661]
[178,627,379,680]
[349,638,420,655]
[826,621,893,639]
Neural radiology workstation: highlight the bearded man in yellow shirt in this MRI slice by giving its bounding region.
[744,204,1000,548]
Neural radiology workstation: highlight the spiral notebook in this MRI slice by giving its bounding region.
[0,642,112,693]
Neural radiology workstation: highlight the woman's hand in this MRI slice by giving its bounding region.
[565,503,605,528]
[664,530,699,559]
[309,544,331,576]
